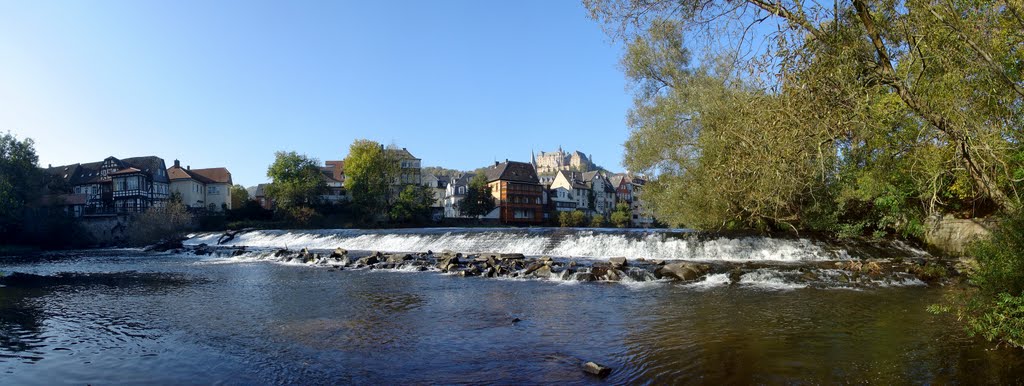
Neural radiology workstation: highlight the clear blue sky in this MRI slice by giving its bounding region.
[0,0,633,187]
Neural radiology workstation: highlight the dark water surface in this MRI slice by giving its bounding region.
[1,250,1022,384]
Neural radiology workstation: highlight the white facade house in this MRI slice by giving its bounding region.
[443,173,474,218]
[550,170,591,213]
[549,186,577,212]
[582,171,616,218]
[168,160,233,211]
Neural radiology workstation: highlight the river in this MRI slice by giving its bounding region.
[2,228,1023,384]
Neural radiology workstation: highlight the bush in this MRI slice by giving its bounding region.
[127,201,194,247]
[559,210,587,227]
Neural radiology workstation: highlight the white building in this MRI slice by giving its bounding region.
[443,173,475,218]
[167,160,233,211]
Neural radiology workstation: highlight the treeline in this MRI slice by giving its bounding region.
[250,140,477,229]
[587,0,1024,347]
[0,132,94,250]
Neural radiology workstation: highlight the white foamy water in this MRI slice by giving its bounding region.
[185,228,924,262]
[739,269,808,290]
[684,273,732,290]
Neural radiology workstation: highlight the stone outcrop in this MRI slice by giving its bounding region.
[925,215,997,256]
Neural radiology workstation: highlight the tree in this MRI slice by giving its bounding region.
[458,173,496,219]
[344,140,400,217]
[610,202,632,228]
[559,210,588,227]
[265,151,325,210]
[0,132,42,239]
[586,0,1024,234]
[229,184,249,210]
[390,184,435,224]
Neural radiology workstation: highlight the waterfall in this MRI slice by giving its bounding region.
[185,228,930,262]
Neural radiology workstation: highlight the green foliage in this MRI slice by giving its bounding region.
[559,210,588,227]
[933,210,1024,348]
[969,211,1024,298]
[0,132,42,238]
[390,184,435,224]
[265,151,325,209]
[421,166,463,179]
[587,0,1024,236]
[344,139,400,218]
[458,173,495,219]
[610,202,631,228]
[229,184,248,210]
[968,293,1024,348]
[589,215,605,228]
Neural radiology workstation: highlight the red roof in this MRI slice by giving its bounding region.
[109,167,142,176]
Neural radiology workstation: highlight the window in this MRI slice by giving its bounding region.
[127,176,139,190]
[208,186,218,195]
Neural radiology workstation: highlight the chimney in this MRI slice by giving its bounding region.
[48,164,51,168]
[187,165,190,170]
[174,159,180,168]
[494,161,499,166]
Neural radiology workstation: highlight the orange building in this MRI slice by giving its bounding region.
[484,160,544,225]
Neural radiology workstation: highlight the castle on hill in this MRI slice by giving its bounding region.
[531,147,595,175]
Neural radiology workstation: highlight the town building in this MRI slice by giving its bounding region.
[629,176,655,227]
[422,173,449,220]
[44,156,170,215]
[167,160,234,211]
[443,173,475,218]
[386,146,421,186]
[548,186,577,213]
[583,171,616,218]
[254,183,274,210]
[483,160,544,225]
[550,170,593,214]
[321,160,346,203]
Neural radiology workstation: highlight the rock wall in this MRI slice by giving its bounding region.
[925,215,997,256]
[79,215,131,246]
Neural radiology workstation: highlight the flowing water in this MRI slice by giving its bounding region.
[2,228,1023,384]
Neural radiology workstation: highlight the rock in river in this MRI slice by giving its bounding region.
[657,262,710,281]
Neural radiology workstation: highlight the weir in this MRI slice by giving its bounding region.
[185,227,929,262]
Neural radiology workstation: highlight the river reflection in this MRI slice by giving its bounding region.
[1,250,1022,384]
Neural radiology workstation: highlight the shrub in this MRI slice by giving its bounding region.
[127,201,194,247]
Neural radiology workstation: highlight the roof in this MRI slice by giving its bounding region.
[46,155,168,186]
[120,156,169,183]
[609,174,627,188]
[385,147,419,160]
[321,169,343,183]
[167,166,232,185]
[557,170,590,190]
[109,167,142,176]
[451,173,476,188]
[190,168,232,184]
[484,161,539,184]
[255,183,271,197]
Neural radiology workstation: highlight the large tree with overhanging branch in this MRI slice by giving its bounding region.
[585,0,1024,235]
